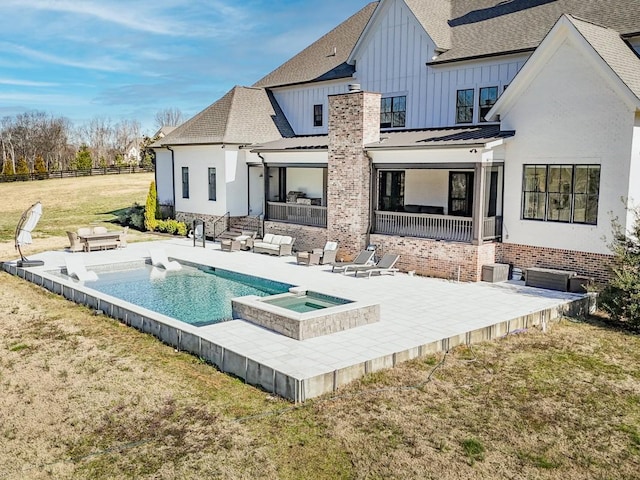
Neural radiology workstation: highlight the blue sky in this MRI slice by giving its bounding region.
[0,0,368,134]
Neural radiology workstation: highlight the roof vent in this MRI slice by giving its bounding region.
[348,83,361,92]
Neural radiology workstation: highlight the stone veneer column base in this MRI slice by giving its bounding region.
[497,243,613,283]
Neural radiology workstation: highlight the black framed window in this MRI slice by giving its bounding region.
[448,172,474,216]
[313,104,323,127]
[208,167,216,201]
[479,86,498,122]
[380,96,406,128]
[378,170,405,211]
[181,166,189,199]
[522,164,600,224]
[456,89,474,123]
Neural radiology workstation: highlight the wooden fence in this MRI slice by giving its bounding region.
[0,165,154,183]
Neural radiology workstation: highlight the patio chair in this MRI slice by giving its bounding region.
[296,241,339,265]
[66,231,85,253]
[118,226,129,248]
[350,254,401,278]
[64,256,98,282]
[331,250,375,273]
[149,248,182,271]
[93,226,108,234]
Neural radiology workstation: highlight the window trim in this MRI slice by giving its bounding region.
[313,104,323,127]
[455,88,474,124]
[380,95,406,129]
[521,164,601,225]
[181,166,189,199]
[208,167,217,201]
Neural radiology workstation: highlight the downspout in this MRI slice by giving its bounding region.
[365,150,374,249]
[257,152,267,236]
[166,146,175,215]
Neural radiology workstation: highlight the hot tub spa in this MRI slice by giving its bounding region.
[231,287,380,340]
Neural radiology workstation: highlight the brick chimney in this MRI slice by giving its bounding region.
[326,90,381,260]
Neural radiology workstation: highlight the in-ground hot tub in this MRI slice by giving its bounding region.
[232,287,379,340]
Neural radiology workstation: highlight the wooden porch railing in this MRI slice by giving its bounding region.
[267,202,327,227]
[373,211,502,242]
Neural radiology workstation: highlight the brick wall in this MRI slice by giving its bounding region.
[326,91,381,261]
[264,221,328,253]
[497,242,613,283]
[370,234,497,282]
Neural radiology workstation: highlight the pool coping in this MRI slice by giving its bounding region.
[2,241,596,402]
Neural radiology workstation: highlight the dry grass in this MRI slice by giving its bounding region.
[1,175,639,479]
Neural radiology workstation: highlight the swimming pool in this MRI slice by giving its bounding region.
[65,263,293,326]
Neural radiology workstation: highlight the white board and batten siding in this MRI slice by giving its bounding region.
[352,0,528,128]
[271,80,352,135]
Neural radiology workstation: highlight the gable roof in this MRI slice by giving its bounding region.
[488,14,640,121]
[404,0,452,51]
[153,87,294,147]
[429,0,640,64]
[253,2,378,88]
[569,15,640,102]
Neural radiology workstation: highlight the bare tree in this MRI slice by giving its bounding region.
[154,108,184,129]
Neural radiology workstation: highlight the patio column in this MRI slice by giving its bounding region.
[472,162,486,245]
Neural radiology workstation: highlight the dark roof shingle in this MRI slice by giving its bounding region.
[253,2,378,88]
[153,87,293,146]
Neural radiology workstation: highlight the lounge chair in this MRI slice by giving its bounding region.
[331,250,375,273]
[149,248,182,271]
[67,231,85,253]
[349,254,401,278]
[65,256,98,282]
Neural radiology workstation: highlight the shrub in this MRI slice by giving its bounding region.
[116,203,145,230]
[16,157,30,178]
[144,181,158,231]
[74,145,92,170]
[156,219,187,236]
[2,158,15,176]
[599,204,640,328]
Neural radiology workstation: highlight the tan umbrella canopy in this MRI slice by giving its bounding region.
[14,201,44,267]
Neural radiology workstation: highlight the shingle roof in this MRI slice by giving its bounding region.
[253,2,378,88]
[430,0,640,64]
[568,15,640,101]
[366,125,514,149]
[153,87,293,146]
[405,0,452,51]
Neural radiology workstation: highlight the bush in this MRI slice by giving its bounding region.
[599,204,640,328]
[144,181,158,231]
[116,203,145,230]
[156,219,187,236]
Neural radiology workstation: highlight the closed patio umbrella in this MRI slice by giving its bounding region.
[14,201,44,267]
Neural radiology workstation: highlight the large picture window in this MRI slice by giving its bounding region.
[522,164,600,224]
[380,96,406,128]
[456,89,474,123]
[208,167,216,201]
[181,167,189,199]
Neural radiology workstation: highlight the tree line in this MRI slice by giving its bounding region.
[0,108,184,176]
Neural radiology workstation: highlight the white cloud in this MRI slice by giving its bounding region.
[0,42,130,73]
[0,78,58,87]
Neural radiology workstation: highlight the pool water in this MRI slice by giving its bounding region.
[263,292,351,313]
[82,264,292,326]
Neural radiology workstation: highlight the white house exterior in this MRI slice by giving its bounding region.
[153,0,640,282]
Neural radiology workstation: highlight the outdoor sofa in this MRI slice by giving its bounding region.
[252,233,295,256]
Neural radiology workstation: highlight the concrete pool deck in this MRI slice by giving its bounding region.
[2,238,594,402]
